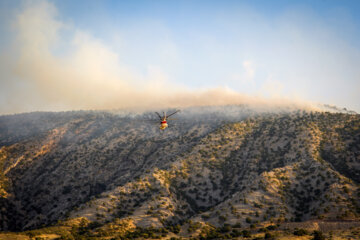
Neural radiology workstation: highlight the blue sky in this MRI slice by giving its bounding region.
[1,0,360,113]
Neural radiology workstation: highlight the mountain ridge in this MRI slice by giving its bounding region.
[0,106,359,239]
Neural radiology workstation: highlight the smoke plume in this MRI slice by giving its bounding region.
[0,1,324,114]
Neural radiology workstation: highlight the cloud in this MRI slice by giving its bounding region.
[230,60,256,85]
[0,0,324,114]
[242,60,255,82]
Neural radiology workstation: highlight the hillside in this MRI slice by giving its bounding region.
[0,106,360,239]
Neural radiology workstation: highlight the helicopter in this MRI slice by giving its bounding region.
[155,110,180,130]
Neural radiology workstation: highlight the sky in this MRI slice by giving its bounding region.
[0,0,360,114]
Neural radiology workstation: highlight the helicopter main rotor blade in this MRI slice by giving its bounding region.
[155,112,162,120]
[167,110,180,118]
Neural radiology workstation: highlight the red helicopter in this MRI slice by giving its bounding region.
[155,110,180,130]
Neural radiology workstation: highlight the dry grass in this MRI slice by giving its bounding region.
[0,233,29,240]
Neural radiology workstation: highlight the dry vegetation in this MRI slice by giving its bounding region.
[0,107,359,239]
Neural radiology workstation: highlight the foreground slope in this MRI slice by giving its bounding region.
[0,107,360,239]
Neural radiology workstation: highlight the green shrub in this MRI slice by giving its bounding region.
[242,229,251,238]
[88,221,102,229]
[294,228,308,236]
[265,232,274,239]
[232,222,242,228]
[312,230,325,240]
[219,225,231,233]
[266,225,277,230]
[231,229,242,237]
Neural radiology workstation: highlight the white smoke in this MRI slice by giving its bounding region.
[0,0,351,114]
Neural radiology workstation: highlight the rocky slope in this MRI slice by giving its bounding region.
[0,106,359,239]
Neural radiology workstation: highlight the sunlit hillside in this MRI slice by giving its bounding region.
[0,106,359,239]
